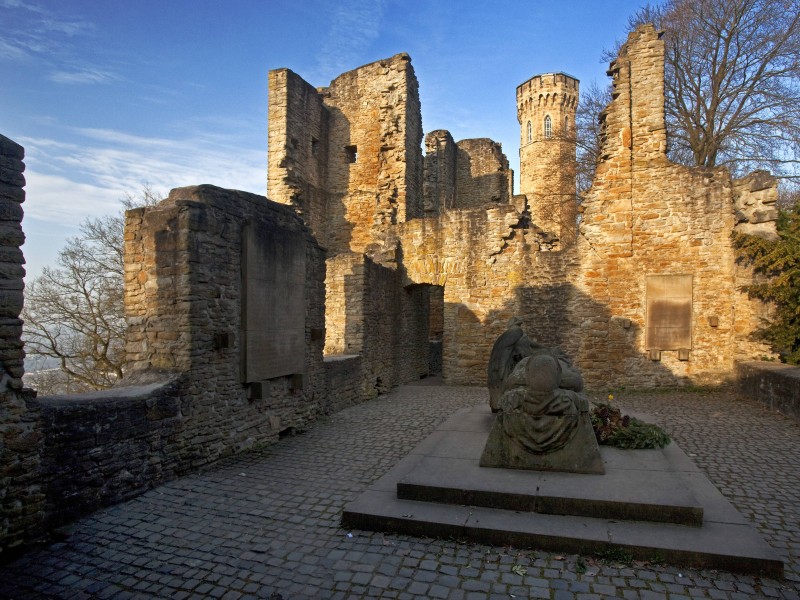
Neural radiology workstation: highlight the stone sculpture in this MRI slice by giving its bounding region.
[481,344,604,474]
[486,317,534,412]
[487,317,583,412]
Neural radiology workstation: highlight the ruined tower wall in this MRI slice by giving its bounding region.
[324,253,429,394]
[423,133,514,214]
[323,53,423,255]
[455,139,513,208]
[576,25,775,387]
[0,135,43,556]
[423,130,457,215]
[267,69,330,244]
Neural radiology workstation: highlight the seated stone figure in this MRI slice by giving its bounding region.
[480,354,604,474]
[487,317,583,412]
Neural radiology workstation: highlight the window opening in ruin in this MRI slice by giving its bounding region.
[544,115,552,138]
[345,145,358,163]
[311,137,319,156]
[564,116,569,133]
[526,121,532,143]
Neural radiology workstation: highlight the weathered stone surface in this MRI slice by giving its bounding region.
[0,155,25,187]
[0,135,41,553]
[480,354,603,473]
[122,184,327,479]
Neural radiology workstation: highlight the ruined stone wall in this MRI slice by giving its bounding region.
[400,206,574,385]
[455,139,513,208]
[267,69,330,243]
[323,254,361,356]
[323,53,423,256]
[324,252,429,394]
[0,135,42,556]
[323,355,364,414]
[737,361,800,421]
[575,25,775,387]
[423,130,457,215]
[125,185,326,453]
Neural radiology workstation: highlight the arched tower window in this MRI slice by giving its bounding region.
[544,115,552,138]
[564,116,569,133]
[526,121,532,143]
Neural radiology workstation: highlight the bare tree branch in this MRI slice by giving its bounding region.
[22,184,163,394]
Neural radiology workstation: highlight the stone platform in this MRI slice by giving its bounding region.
[342,405,784,578]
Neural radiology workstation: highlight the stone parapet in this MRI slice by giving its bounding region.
[31,378,181,529]
[736,361,800,421]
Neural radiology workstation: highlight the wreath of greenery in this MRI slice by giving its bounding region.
[590,402,671,449]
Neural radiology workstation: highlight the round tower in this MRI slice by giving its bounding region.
[516,72,579,242]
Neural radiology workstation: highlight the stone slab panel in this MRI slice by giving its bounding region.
[241,221,306,381]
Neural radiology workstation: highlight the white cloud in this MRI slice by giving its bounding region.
[17,128,265,279]
[313,0,387,82]
[21,129,264,201]
[23,170,120,224]
[49,68,118,85]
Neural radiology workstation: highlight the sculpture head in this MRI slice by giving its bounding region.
[525,354,562,393]
[507,316,523,329]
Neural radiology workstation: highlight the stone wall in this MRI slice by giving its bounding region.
[124,185,327,455]
[324,252,430,394]
[32,379,181,529]
[400,205,572,384]
[454,139,513,208]
[423,130,457,215]
[0,135,42,557]
[267,68,330,240]
[736,361,800,421]
[323,355,363,414]
[269,53,423,257]
[575,25,775,387]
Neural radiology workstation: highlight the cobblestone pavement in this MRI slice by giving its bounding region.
[1,383,798,599]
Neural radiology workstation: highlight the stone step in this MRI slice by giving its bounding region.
[342,490,783,577]
[341,405,784,577]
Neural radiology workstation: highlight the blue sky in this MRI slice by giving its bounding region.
[1,0,641,280]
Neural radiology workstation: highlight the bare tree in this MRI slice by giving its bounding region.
[574,81,612,197]
[621,0,800,179]
[23,184,161,394]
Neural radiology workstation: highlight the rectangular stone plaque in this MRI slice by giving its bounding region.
[241,222,306,382]
[645,274,692,350]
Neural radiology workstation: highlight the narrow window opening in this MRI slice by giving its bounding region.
[526,121,532,143]
[544,115,552,138]
[345,145,357,163]
[311,137,319,156]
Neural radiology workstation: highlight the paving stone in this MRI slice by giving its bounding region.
[0,386,797,599]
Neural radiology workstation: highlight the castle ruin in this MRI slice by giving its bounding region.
[267,24,776,390]
[0,25,781,554]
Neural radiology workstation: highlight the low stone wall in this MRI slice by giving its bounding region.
[323,355,364,414]
[32,378,182,529]
[736,361,800,421]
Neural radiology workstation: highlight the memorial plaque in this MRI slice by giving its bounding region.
[241,222,306,382]
[645,274,692,350]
